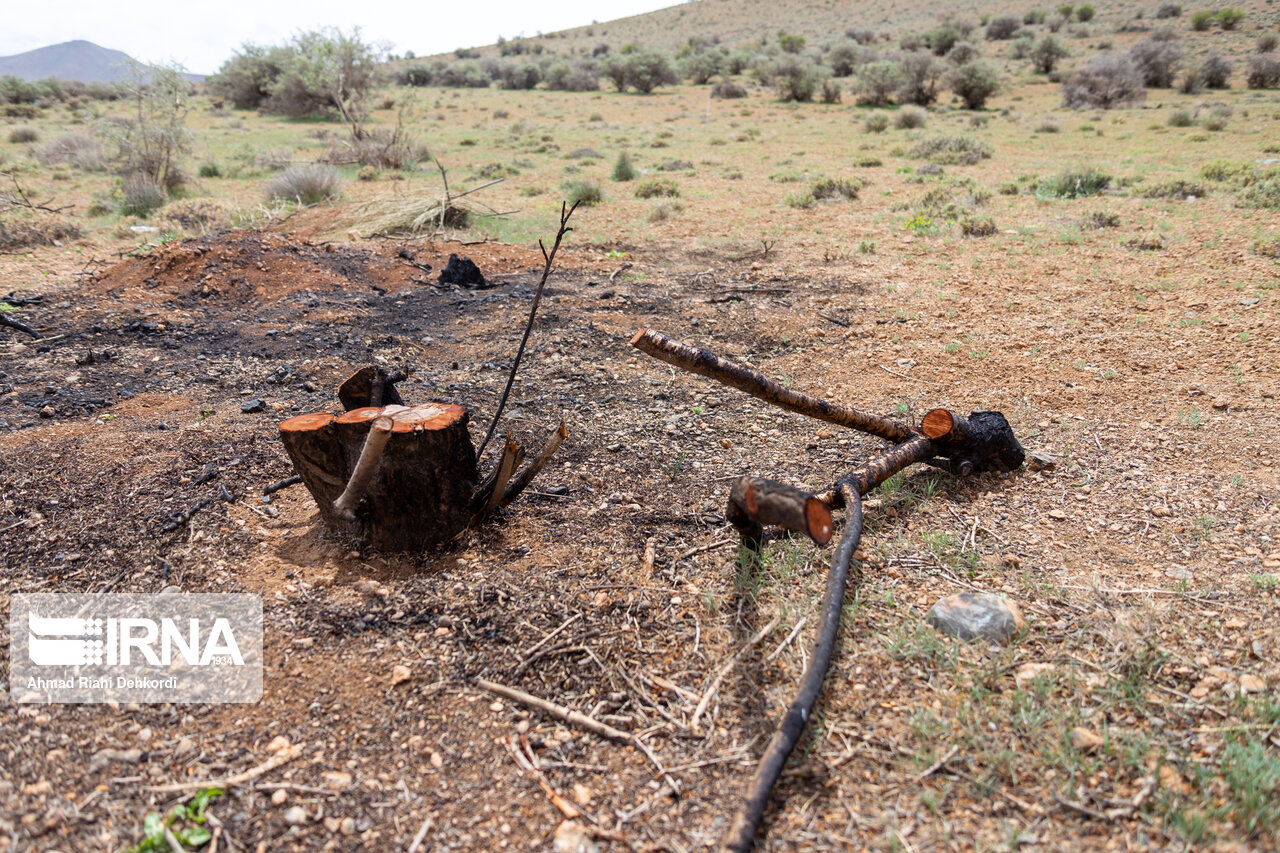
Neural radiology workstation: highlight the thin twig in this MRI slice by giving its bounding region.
[877,364,941,386]
[407,815,433,853]
[764,617,808,663]
[691,614,781,733]
[147,744,304,793]
[262,474,302,496]
[476,200,579,460]
[913,745,960,782]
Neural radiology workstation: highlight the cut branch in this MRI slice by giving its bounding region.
[0,313,42,339]
[630,328,914,443]
[476,200,580,460]
[332,416,393,520]
[727,477,832,548]
[500,421,568,507]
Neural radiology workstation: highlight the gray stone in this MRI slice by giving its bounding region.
[927,592,1026,644]
[1027,450,1056,471]
[241,398,265,413]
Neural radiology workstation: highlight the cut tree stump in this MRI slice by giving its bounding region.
[280,403,477,550]
[278,372,566,551]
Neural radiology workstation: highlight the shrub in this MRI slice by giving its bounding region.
[0,212,82,250]
[263,164,344,204]
[1062,53,1147,108]
[864,113,890,132]
[154,198,235,233]
[986,16,1023,39]
[259,29,383,124]
[910,135,992,164]
[1190,11,1214,31]
[1169,107,1196,126]
[894,104,928,128]
[1030,37,1070,73]
[767,55,826,101]
[625,51,678,93]
[846,28,877,44]
[786,191,816,209]
[711,79,748,99]
[646,199,683,222]
[209,43,293,109]
[1198,52,1228,87]
[606,151,632,180]
[820,79,843,103]
[850,61,902,105]
[1251,233,1280,257]
[947,42,981,64]
[1216,8,1245,30]
[498,62,542,90]
[1082,210,1121,228]
[1037,167,1110,197]
[256,148,292,170]
[680,50,725,84]
[198,160,222,178]
[1156,4,1182,18]
[950,61,1000,109]
[1045,12,1067,33]
[121,175,167,216]
[1010,37,1036,60]
[961,214,998,236]
[544,60,600,91]
[1238,172,1280,208]
[1138,179,1206,199]
[7,127,37,144]
[925,26,962,57]
[1202,103,1231,131]
[828,40,874,77]
[810,176,860,200]
[1260,35,1279,54]
[102,65,193,197]
[562,178,603,205]
[1130,36,1182,87]
[634,177,679,198]
[1247,54,1280,89]
[1037,114,1062,132]
[35,132,105,170]
[897,52,944,105]
[1077,4,1095,22]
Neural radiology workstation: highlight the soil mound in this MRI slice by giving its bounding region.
[86,229,580,305]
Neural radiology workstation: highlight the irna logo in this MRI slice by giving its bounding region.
[27,614,245,667]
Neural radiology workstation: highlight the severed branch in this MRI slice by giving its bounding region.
[332,416,393,520]
[0,313,42,339]
[500,421,568,507]
[476,200,580,460]
[720,485,864,853]
[630,328,914,443]
[727,477,832,548]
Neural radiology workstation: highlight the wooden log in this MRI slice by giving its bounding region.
[279,413,353,530]
[630,328,914,444]
[727,477,832,548]
[920,409,1025,476]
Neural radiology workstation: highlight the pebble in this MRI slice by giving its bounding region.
[1027,450,1056,471]
[1070,726,1105,752]
[271,789,288,806]
[39,405,55,418]
[265,736,292,755]
[339,817,356,836]
[1239,674,1266,694]
[927,592,1026,644]
[553,821,599,853]
[391,665,412,686]
[323,771,353,791]
[282,806,307,825]
[241,399,265,413]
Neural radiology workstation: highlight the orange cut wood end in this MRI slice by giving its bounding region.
[921,409,955,440]
[335,403,466,432]
[744,483,760,516]
[279,412,334,432]
[629,327,651,347]
[805,498,833,546]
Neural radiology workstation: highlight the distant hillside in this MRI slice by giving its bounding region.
[429,0,1278,60]
[0,40,203,84]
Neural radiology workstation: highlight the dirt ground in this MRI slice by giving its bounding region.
[1,191,1278,853]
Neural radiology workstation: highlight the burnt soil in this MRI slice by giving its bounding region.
[1,227,1278,852]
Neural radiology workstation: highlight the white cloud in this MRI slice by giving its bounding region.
[1,0,679,75]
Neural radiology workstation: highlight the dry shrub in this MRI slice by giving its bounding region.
[711,79,748,99]
[960,214,998,236]
[154,198,236,234]
[263,164,344,205]
[646,199,684,222]
[121,176,166,216]
[0,212,82,250]
[1062,53,1146,108]
[8,127,38,144]
[35,132,106,170]
[894,105,928,128]
[255,148,293,171]
[909,135,992,165]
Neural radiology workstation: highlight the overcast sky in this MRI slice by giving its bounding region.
[1,0,681,76]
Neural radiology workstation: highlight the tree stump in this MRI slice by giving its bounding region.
[280,403,478,550]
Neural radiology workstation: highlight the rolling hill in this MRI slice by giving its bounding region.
[0,40,202,83]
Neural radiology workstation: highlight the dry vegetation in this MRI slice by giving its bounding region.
[1,0,1279,851]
